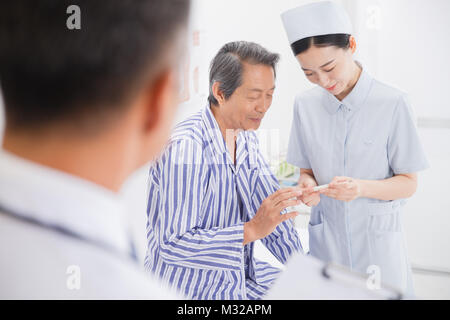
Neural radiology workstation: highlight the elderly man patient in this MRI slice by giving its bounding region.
[145,41,303,299]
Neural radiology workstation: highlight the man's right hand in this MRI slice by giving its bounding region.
[243,187,302,245]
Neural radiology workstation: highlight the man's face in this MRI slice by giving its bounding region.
[221,62,275,131]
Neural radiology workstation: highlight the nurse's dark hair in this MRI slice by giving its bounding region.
[291,33,351,56]
[208,41,280,106]
[0,0,190,133]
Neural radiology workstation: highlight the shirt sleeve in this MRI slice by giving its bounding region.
[286,96,311,169]
[149,138,244,272]
[387,94,430,174]
[254,148,304,263]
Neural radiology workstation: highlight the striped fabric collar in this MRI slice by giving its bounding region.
[202,105,258,170]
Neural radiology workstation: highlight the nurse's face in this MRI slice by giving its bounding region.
[296,44,356,99]
[222,62,275,131]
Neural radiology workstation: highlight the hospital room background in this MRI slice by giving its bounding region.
[0,0,449,299]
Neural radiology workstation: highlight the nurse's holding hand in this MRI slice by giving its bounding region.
[300,176,363,205]
[298,169,321,207]
[281,1,429,296]
[320,175,420,202]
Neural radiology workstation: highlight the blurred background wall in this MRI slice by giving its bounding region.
[1,0,449,299]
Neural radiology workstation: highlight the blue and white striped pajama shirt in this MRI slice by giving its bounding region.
[144,106,302,299]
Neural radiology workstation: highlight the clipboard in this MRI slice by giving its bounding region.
[265,253,404,300]
[322,262,403,300]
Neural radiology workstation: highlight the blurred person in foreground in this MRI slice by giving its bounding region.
[0,0,189,299]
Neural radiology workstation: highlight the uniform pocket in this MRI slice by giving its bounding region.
[367,202,407,291]
[308,209,326,261]
[367,201,401,232]
[349,134,388,176]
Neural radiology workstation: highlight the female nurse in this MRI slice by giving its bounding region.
[281,1,429,295]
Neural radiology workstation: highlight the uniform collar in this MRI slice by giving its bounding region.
[323,62,373,114]
[0,150,131,256]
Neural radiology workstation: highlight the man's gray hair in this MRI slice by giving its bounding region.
[208,41,280,106]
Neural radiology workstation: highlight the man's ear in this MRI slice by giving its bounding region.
[212,81,226,105]
[349,35,357,54]
[132,67,178,168]
[143,68,177,133]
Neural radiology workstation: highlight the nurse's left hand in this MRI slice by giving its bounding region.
[319,176,362,202]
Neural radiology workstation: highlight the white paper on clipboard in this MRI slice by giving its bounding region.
[265,253,403,300]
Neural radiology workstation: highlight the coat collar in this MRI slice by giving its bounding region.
[0,150,131,256]
[323,62,373,114]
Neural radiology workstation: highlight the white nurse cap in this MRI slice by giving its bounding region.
[281,1,353,54]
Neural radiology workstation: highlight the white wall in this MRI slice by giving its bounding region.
[343,0,450,119]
